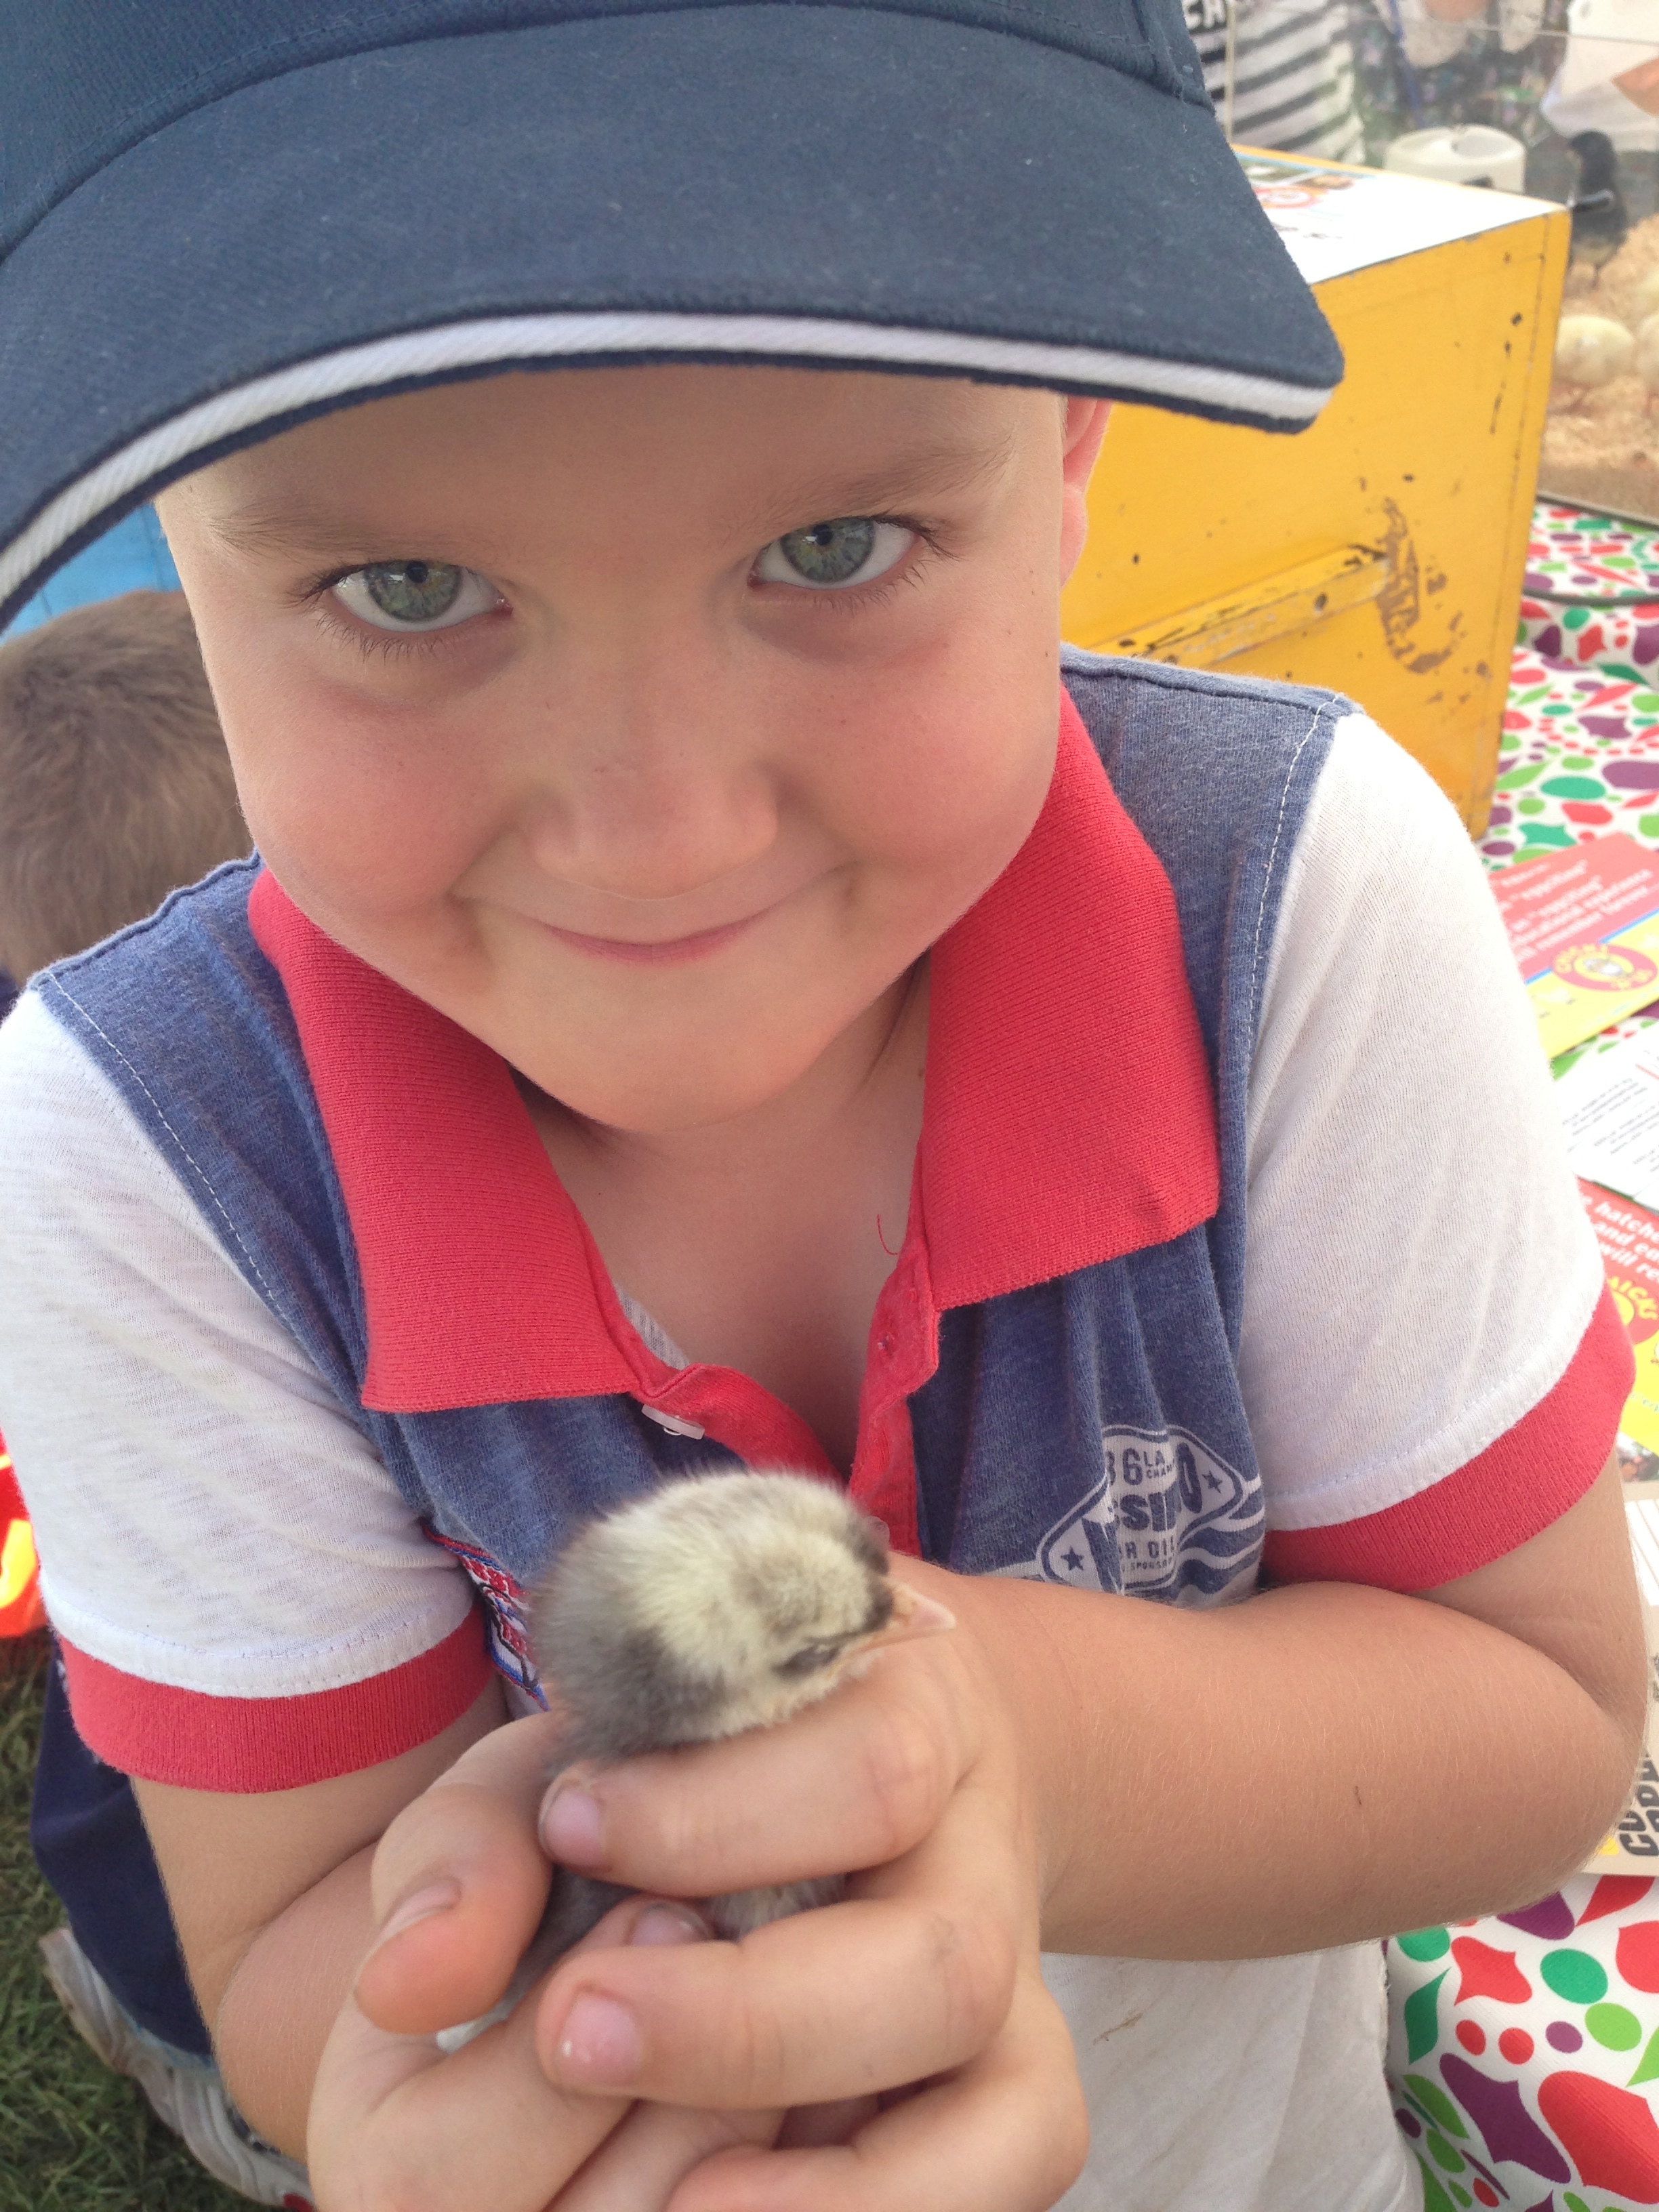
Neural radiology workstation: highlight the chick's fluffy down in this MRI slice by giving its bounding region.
[1555,314,1636,389]
[530,1471,893,1763]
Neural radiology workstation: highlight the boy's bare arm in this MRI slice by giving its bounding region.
[1034,1447,1647,1952]
[134,1679,516,2152]
[136,1677,745,2207]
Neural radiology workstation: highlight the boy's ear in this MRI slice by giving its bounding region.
[1059,398,1111,585]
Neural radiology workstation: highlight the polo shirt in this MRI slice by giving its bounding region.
[0,651,1629,2212]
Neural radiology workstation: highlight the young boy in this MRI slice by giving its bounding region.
[0,6,1644,2210]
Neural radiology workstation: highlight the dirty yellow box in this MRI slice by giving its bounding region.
[1061,153,1569,836]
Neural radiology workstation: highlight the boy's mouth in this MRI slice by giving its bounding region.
[538,912,769,966]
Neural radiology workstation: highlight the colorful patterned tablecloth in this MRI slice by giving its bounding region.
[1385,503,1659,2212]
[1486,509,1659,876]
[1390,1883,1659,2212]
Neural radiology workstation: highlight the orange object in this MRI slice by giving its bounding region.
[0,1434,45,1637]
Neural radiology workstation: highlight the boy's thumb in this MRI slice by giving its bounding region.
[356,1713,566,2037]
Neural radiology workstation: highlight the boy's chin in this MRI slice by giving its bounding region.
[517,1040,840,1136]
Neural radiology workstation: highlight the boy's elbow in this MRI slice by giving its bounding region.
[1610,1641,1650,1782]
[1530,1732,1646,1910]
[1572,1534,1652,1843]
[1422,1450,1652,1896]
[1588,1639,1650,1838]
[1540,1612,1649,1887]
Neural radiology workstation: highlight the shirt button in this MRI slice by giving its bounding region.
[640,1404,704,1439]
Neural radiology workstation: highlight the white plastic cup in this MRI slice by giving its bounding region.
[1382,126,1528,192]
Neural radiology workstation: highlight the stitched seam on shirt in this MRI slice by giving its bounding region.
[1061,649,1354,718]
[1246,697,1332,1034]
[41,973,283,1311]
[49,858,262,981]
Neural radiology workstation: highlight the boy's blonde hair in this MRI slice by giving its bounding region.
[0,591,248,980]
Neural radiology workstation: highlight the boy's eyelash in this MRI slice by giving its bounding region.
[758,516,946,614]
[794,562,929,617]
[310,607,468,663]
[297,567,494,663]
[297,514,944,655]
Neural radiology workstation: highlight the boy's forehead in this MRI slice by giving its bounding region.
[181,365,1044,555]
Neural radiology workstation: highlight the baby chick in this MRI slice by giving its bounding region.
[436,1471,951,2049]
[1637,313,1659,413]
[1570,131,1629,283]
[533,1471,937,1756]
[1554,312,1636,407]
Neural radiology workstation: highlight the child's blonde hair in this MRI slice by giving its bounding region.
[0,590,248,980]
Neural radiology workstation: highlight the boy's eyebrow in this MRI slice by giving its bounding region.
[745,425,1021,530]
[203,504,460,564]
[204,424,1021,564]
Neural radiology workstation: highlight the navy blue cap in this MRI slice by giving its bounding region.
[0,1,1344,630]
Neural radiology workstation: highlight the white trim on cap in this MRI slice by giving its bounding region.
[0,310,1332,609]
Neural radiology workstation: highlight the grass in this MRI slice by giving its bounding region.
[0,1633,247,2211]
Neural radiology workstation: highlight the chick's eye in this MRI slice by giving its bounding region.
[331,560,500,632]
[754,518,913,591]
[777,1639,846,1678]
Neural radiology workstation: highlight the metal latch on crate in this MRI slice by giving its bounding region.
[1108,542,1388,671]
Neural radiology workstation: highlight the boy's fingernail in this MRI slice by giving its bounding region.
[557,1991,640,2083]
[630,1903,708,1946]
[373,1880,460,1948]
[542,1782,605,1865]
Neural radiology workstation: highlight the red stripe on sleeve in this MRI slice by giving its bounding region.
[60,1612,493,1791]
[1263,1283,1633,1593]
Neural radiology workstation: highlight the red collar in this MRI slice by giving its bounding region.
[248,691,1218,1417]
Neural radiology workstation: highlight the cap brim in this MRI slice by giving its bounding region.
[0,5,1343,628]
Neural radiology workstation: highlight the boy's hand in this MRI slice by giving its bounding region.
[312,1889,711,2212]
[351,1563,1090,2212]
[316,1717,785,2212]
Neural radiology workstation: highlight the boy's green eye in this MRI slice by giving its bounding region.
[331,560,501,632]
[754,517,914,592]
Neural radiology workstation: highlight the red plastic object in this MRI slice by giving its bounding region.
[0,1436,45,1638]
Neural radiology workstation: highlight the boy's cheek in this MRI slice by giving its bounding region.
[199,546,1061,974]
[210,669,506,912]
[806,662,1060,878]
[229,735,476,896]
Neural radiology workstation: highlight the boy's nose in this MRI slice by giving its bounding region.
[519,729,781,906]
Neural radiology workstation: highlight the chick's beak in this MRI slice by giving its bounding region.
[870,1578,957,1648]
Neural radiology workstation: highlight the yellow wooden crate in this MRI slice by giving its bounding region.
[1061,154,1570,836]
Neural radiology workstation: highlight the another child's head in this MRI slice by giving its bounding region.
[0,590,249,984]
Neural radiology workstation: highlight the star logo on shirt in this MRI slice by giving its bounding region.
[1033,1426,1261,1602]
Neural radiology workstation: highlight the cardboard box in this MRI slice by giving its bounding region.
[1061,154,1570,836]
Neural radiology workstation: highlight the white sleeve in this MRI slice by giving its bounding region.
[0,988,472,1701]
[1241,714,1612,1563]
